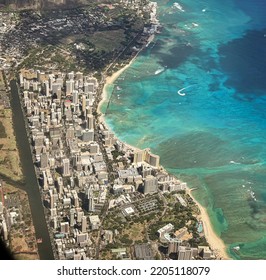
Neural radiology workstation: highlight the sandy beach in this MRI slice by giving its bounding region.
[97,54,144,153]
[188,188,231,260]
[97,32,156,119]
[97,62,132,119]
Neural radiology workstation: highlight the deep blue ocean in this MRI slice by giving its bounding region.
[102,0,266,259]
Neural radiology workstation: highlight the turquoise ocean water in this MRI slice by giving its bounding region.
[101,0,266,259]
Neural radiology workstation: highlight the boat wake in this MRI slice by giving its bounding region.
[173,2,185,12]
[229,160,241,165]
[177,85,195,96]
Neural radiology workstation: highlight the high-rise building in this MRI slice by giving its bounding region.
[47,115,51,127]
[142,166,152,178]
[40,111,45,124]
[88,192,95,212]
[81,216,87,233]
[44,80,49,96]
[89,215,100,230]
[0,201,3,215]
[74,154,82,171]
[66,126,75,140]
[177,246,193,260]
[33,82,38,91]
[52,83,61,95]
[62,158,70,177]
[198,246,212,259]
[87,77,98,87]
[50,208,57,218]
[49,189,54,208]
[70,208,76,227]
[56,77,63,88]
[89,143,99,154]
[82,129,94,142]
[57,111,62,123]
[84,83,89,94]
[133,150,144,164]
[40,152,48,169]
[37,71,46,82]
[144,148,160,168]
[87,114,94,130]
[49,74,54,91]
[42,170,48,191]
[53,217,58,230]
[143,175,158,194]
[60,222,70,234]
[24,80,30,90]
[81,95,87,113]
[86,107,92,115]
[168,239,181,255]
[77,211,84,223]
[19,73,24,86]
[76,71,83,80]
[149,153,160,168]
[72,90,79,105]
[68,71,75,80]
[84,83,95,93]
[77,233,88,244]
[72,190,79,208]
[66,80,74,95]
[2,220,8,241]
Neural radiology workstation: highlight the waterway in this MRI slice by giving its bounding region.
[10,80,54,260]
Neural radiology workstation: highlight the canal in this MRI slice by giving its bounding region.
[10,80,54,260]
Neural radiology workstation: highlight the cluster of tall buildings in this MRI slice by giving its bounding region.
[157,223,215,260]
[19,69,207,260]
[20,70,108,259]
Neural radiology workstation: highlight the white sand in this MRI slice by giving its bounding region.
[188,188,231,259]
[97,62,132,118]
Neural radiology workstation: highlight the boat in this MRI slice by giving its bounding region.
[155,68,164,75]
[232,246,240,252]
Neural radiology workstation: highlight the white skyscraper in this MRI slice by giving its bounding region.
[49,74,54,91]
[62,158,70,176]
[44,80,49,96]
[77,211,84,223]
[72,90,79,105]
[86,188,95,212]
[87,114,94,130]
[70,208,76,227]
[82,216,87,233]
[66,80,74,95]
[19,73,24,86]
[143,175,158,194]
[68,71,75,80]
[42,170,48,191]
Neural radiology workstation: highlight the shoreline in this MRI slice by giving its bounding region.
[97,61,133,122]
[188,188,230,260]
[97,53,231,261]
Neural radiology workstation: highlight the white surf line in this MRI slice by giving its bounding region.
[229,160,241,164]
[177,85,194,96]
